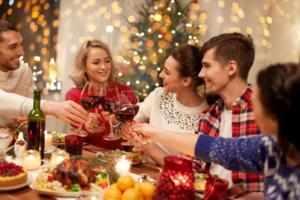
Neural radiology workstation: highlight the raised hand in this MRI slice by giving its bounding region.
[85,113,105,133]
[42,100,89,127]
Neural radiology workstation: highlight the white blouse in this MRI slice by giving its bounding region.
[135,87,209,163]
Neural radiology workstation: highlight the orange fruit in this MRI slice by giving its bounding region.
[104,187,122,200]
[110,183,118,189]
[139,182,156,198]
[134,182,141,191]
[117,175,135,192]
[121,188,144,200]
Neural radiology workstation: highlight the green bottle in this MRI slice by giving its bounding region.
[27,89,45,161]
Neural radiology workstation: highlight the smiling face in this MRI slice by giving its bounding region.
[0,31,24,72]
[84,47,111,85]
[159,56,184,93]
[198,47,229,96]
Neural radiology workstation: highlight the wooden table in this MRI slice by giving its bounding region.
[1,143,161,200]
[1,143,250,200]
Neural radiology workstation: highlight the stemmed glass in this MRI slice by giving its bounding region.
[102,85,121,141]
[120,90,139,146]
[70,81,97,137]
[114,94,135,131]
[86,81,106,133]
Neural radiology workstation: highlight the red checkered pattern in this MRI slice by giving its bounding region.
[194,85,264,192]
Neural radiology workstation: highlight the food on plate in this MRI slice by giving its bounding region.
[97,149,142,164]
[35,160,109,192]
[0,161,27,187]
[104,175,156,200]
[194,173,219,191]
[125,152,141,163]
[51,131,66,143]
[52,159,96,188]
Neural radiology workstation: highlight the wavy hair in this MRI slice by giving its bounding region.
[69,40,120,87]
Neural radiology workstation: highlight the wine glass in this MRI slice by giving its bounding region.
[102,85,121,141]
[86,81,106,133]
[120,90,139,146]
[70,81,97,137]
[114,94,135,128]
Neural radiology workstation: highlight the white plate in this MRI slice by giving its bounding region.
[0,174,33,192]
[33,182,104,197]
[34,188,104,197]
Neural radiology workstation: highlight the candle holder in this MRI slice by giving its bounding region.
[44,131,57,153]
[22,150,41,171]
[50,150,70,166]
[154,155,195,200]
[114,155,133,176]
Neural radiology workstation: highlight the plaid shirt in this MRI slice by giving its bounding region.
[195,85,264,192]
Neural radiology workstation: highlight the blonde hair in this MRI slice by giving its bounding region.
[69,40,120,87]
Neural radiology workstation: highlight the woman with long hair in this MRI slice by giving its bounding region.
[121,44,209,166]
[66,40,132,150]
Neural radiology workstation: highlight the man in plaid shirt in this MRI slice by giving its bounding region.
[195,33,264,192]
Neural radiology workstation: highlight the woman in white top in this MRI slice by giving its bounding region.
[122,44,209,166]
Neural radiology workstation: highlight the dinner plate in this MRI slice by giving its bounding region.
[33,177,106,197]
[95,151,143,165]
[34,186,104,197]
[0,174,33,192]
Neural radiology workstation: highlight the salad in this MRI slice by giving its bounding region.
[51,131,66,143]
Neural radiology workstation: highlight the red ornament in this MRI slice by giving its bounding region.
[149,1,153,5]
[193,0,198,3]
[166,1,170,5]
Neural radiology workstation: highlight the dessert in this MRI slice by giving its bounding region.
[0,161,27,187]
[52,159,96,188]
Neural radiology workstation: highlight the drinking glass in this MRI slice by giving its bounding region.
[86,81,106,133]
[65,135,83,155]
[70,81,97,137]
[120,90,140,146]
[102,85,121,140]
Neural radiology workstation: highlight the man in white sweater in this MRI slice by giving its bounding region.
[0,19,88,127]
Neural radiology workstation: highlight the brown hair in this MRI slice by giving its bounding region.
[0,19,18,42]
[257,63,300,167]
[69,40,120,87]
[171,44,204,88]
[201,32,255,80]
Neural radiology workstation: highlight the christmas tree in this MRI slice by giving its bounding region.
[119,0,203,101]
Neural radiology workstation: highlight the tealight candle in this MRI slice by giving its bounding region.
[50,150,70,165]
[22,150,41,171]
[44,131,53,151]
[115,155,132,176]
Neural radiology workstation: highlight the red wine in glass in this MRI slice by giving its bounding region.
[115,108,135,124]
[103,99,119,114]
[80,98,97,110]
[88,95,106,106]
[133,105,139,115]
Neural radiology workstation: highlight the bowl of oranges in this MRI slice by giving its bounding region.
[104,175,156,200]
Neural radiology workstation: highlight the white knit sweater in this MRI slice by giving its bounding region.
[135,87,209,163]
[0,63,44,127]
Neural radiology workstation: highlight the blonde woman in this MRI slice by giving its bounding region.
[66,40,133,150]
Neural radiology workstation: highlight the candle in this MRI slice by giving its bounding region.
[50,150,70,166]
[22,150,41,171]
[44,131,53,151]
[115,155,131,176]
